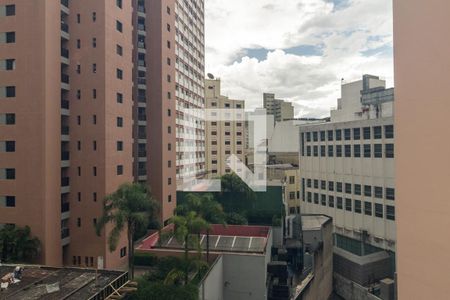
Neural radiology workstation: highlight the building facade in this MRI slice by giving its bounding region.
[263,93,294,124]
[394,1,450,298]
[205,78,245,178]
[299,76,395,268]
[132,0,205,222]
[0,0,132,268]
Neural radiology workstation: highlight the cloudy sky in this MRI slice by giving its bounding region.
[204,0,393,118]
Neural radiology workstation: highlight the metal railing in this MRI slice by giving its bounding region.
[61,23,69,33]
[61,202,70,213]
[61,227,70,239]
[61,48,69,58]
[61,73,69,84]
[61,177,70,187]
[61,99,69,109]
[61,126,70,135]
[61,151,70,160]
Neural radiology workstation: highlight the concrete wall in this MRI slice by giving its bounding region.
[199,256,224,300]
[223,254,267,300]
[334,273,381,300]
[394,0,450,298]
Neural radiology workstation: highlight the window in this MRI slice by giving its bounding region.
[167,6,171,14]
[363,127,371,139]
[353,128,361,140]
[77,166,81,176]
[168,143,171,151]
[93,167,97,176]
[93,141,97,151]
[320,145,326,157]
[167,75,171,82]
[116,20,123,32]
[364,144,371,158]
[306,132,311,142]
[5,32,15,43]
[116,44,123,56]
[328,196,335,208]
[92,89,97,99]
[5,5,15,16]
[321,180,326,190]
[168,195,172,203]
[1,196,15,207]
[313,146,318,157]
[345,183,352,194]
[117,93,123,103]
[321,194,327,206]
[314,180,319,189]
[373,126,382,139]
[116,0,122,8]
[76,64,81,74]
[76,39,81,49]
[307,192,312,203]
[386,188,395,200]
[78,192,81,202]
[314,193,319,204]
[117,68,123,79]
[364,185,372,197]
[290,192,296,200]
[167,24,171,31]
[77,115,81,125]
[167,41,171,48]
[4,113,15,125]
[345,145,351,157]
[93,192,97,202]
[337,197,343,209]
[93,12,97,22]
[92,115,97,124]
[77,141,81,151]
[385,125,394,139]
[335,129,342,141]
[117,117,123,127]
[385,144,394,158]
[306,146,311,156]
[364,202,372,216]
[374,186,383,198]
[313,132,318,142]
[354,184,361,195]
[117,141,123,151]
[354,144,361,158]
[345,198,352,211]
[328,145,334,157]
[336,145,342,157]
[167,58,171,65]
[120,247,127,258]
[320,131,326,141]
[375,203,383,218]
[4,59,16,71]
[307,179,311,188]
[117,165,123,175]
[93,218,97,225]
[386,205,395,220]
[344,129,351,140]
[327,130,333,141]
[77,218,81,227]
[354,200,362,214]
[289,176,295,184]
[92,38,97,48]
[77,14,81,23]
[336,182,342,193]
[168,178,172,185]
[328,181,334,191]
[77,90,81,99]
[374,144,382,158]
[2,86,16,98]
[4,141,15,152]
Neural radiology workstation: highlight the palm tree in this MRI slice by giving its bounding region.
[176,193,226,262]
[96,183,157,278]
[0,225,40,263]
[170,211,209,284]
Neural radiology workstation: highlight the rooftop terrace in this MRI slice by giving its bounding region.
[0,265,128,300]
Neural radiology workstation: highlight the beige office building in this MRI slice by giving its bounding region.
[205,78,245,177]
[394,1,450,298]
[263,93,294,123]
[0,0,133,269]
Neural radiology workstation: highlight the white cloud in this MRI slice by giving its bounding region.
[205,0,394,117]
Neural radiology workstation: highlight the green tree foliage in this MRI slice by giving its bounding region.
[96,183,158,278]
[226,212,248,225]
[0,225,40,263]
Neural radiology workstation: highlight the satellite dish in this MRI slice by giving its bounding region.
[207,73,215,79]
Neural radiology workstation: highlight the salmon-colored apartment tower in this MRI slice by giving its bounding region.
[0,0,132,269]
[132,0,205,224]
[394,0,450,298]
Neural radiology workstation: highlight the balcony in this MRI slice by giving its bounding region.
[138,114,147,122]
[61,99,69,109]
[61,47,69,65]
[138,95,146,103]
[60,22,69,40]
[61,177,70,187]
[61,202,70,219]
[61,126,70,135]
[138,150,147,158]
[61,227,70,246]
[61,0,69,8]
[61,73,70,90]
[137,77,146,85]
[137,42,146,50]
[61,151,70,166]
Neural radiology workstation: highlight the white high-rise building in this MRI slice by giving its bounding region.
[299,75,396,287]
